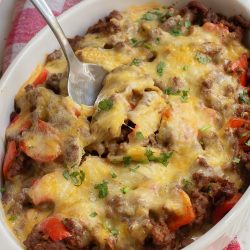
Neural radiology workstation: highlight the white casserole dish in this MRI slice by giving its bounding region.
[1,0,250,249]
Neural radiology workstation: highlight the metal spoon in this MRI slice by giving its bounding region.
[30,0,107,106]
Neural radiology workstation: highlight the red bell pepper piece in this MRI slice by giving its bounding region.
[40,216,71,241]
[212,193,242,224]
[168,190,196,231]
[8,114,32,133]
[19,120,61,163]
[3,141,17,180]
[33,68,48,87]
[231,54,248,86]
[203,22,229,33]
[228,118,250,128]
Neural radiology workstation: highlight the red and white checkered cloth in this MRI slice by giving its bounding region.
[1,1,242,249]
[3,0,81,72]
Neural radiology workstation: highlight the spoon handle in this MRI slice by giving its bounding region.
[30,0,76,65]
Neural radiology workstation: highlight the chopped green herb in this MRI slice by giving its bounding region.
[165,87,189,102]
[95,181,108,198]
[130,38,138,46]
[90,212,98,217]
[131,58,141,66]
[246,139,250,147]
[129,165,140,172]
[145,148,154,161]
[104,222,119,236]
[120,187,130,194]
[165,87,178,95]
[233,157,241,164]
[8,215,17,222]
[135,131,144,140]
[239,90,250,104]
[142,12,155,21]
[195,52,211,64]
[111,172,117,178]
[182,179,193,190]
[157,152,173,166]
[110,228,119,236]
[180,90,189,102]
[98,99,113,111]
[63,170,70,180]
[142,9,167,22]
[156,37,161,45]
[0,187,6,193]
[63,170,85,187]
[123,156,132,167]
[182,65,189,71]
[184,21,192,28]
[157,61,166,76]
[168,20,192,36]
[169,28,183,36]
[144,43,154,51]
[145,148,173,167]
[200,124,212,132]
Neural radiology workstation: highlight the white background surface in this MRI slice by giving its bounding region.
[0,0,249,249]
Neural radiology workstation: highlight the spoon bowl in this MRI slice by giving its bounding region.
[31,0,107,106]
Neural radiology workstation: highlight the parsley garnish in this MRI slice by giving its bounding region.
[165,87,189,102]
[123,156,132,167]
[120,187,129,194]
[110,228,119,236]
[196,52,211,64]
[180,90,189,102]
[239,90,250,104]
[156,37,161,45]
[111,172,117,178]
[8,215,17,222]
[0,187,6,193]
[165,87,177,95]
[98,99,113,111]
[142,12,155,20]
[184,21,191,28]
[145,148,173,167]
[130,38,138,46]
[63,170,85,187]
[157,61,166,76]
[233,157,240,164]
[95,181,108,198]
[168,20,192,36]
[169,28,183,36]
[144,43,154,51]
[182,65,189,71]
[129,165,140,172]
[131,58,141,66]
[200,124,212,132]
[104,222,119,236]
[141,9,169,23]
[145,148,154,161]
[182,178,193,191]
[90,212,98,217]
[135,131,144,140]
[245,139,250,147]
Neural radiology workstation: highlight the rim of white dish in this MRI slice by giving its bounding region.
[1,0,250,249]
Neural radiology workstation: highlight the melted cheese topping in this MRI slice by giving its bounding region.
[3,3,249,249]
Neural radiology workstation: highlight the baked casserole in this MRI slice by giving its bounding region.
[2,1,250,249]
